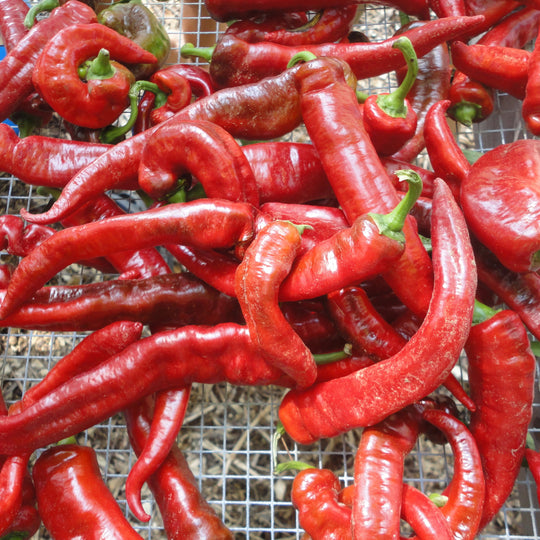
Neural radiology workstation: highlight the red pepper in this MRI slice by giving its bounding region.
[460,139,540,274]
[525,448,540,504]
[3,200,256,318]
[125,388,191,522]
[32,23,157,129]
[361,36,418,157]
[0,323,295,455]
[466,305,536,530]
[450,40,530,101]
[448,5,540,125]
[392,20,452,163]
[0,0,97,122]
[21,63,306,225]
[522,25,540,135]
[352,403,429,538]
[185,16,485,89]
[0,0,28,51]
[124,395,233,538]
[0,273,242,332]
[292,55,433,318]
[32,442,143,539]
[235,220,317,388]
[278,178,477,444]
[138,119,260,205]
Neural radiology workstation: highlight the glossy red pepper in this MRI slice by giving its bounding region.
[21,63,306,225]
[422,409,485,540]
[125,395,233,539]
[278,178,477,444]
[466,305,536,530]
[361,36,418,156]
[522,25,540,135]
[235,220,317,388]
[0,0,28,51]
[32,23,157,129]
[292,55,433,318]
[460,139,540,274]
[0,273,242,332]
[525,448,540,504]
[450,40,529,101]
[227,5,358,45]
[32,442,143,539]
[3,200,256,318]
[0,0,97,122]
[185,16,485,89]
[138,119,260,205]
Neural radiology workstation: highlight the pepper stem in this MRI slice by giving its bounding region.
[133,80,169,109]
[313,349,350,365]
[368,169,422,242]
[99,81,147,144]
[274,460,315,474]
[377,36,418,118]
[23,0,59,28]
[472,299,500,325]
[180,43,215,63]
[86,49,116,81]
[450,101,482,127]
[287,51,317,68]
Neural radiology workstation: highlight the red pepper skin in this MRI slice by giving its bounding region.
[474,240,540,341]
[0,0,28,51]
[382,157,437,198]
[125,395,233,539]
[243,142,334,205]
[525,448,540,504]
[227,5,358,45]
[32,443,143,539]
[278,214,406,302]
[278,178,477,445]
[22,66,305,226]
[450,40,529,100]
[352,404,427,539]
[392,21,452,162]
[235,220,317,388]
[460,139,540,274]
[0,273,242,332]
[293,56,433,319]
[0,0,97,122]
[424,99,470,200]
[3,200,256,318]
[138,119,260,206]
[291,468,352,540]
[522,26,540,135]
[0,123,113,189]
[0,323,294,455]
[32,23,157,129]
[207,16,485,89]
[466,309,535,530]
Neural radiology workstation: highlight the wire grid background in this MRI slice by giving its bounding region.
[0,1,539,538]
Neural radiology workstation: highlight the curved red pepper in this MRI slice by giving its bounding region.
[32,23,157,129]
[0,0,28,51]
[525,448,540,505]
[0,0,97,122]
[522,26,540,135]
[466,307,536,530]
[32,443,143,539]
[278,178,477,444]
[3,200,256,318]
[292,55,433,318]
[138,119,260,205]
[124,395,233,539]
[235,220,317,388]
[461,139,540,274]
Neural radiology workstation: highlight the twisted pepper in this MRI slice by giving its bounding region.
[0,0,28,51]
[278,178,477,444]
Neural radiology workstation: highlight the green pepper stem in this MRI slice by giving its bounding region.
[134,80,169,109]
[313,349,350,365]
[56,435,78,446]
[23,0,59,28]
[1,532,29,540]
[530,340,540,357]
[180,43,215,62]
[450,101,482,127]
[86,49,116,80]
[274,460,315,474]
[287,51,317,68]
[472,299,500,325]
[356,89,369,103]
[368,169,422,242]
[9,112,40,138]
[291,10,323,32]
[377,36,418,118]
[428,492,449,508]
[36,186,62,199]
[99,82,144,144]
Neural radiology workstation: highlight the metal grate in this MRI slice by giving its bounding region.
[0,1,539,538]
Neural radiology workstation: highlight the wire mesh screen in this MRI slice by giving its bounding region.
[0,1,539,538]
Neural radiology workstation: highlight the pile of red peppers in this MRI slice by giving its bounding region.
[0,0,539,537]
